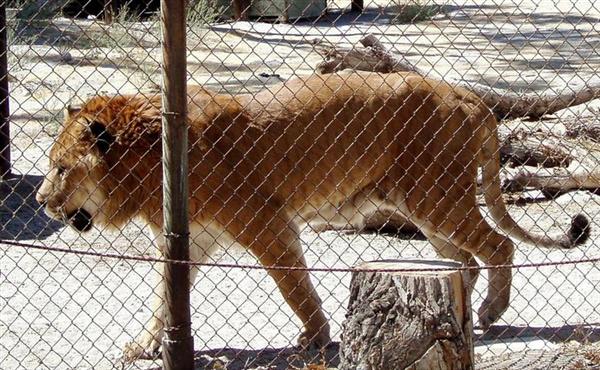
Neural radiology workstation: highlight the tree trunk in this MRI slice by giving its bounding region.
[313,34,600,120]
[339,260,474,370]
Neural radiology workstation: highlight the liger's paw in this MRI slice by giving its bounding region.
[121,336,161,363]
[477,298,508,331]
[297,324,331,350]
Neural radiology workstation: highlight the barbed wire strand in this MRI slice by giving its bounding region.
[1,239,598,273]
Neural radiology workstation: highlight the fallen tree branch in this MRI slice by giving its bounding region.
[501,130,600,196]
[313,35,600,120]
[499,129,574,168]
[565,120,600,143]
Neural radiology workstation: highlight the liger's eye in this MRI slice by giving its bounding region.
[56,166,66,175]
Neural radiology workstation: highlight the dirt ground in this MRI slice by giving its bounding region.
[1,0,599,369]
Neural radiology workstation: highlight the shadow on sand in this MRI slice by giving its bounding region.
[0,174,63,240]
[135,322,600,369]
[191,343,340,370]
[478,323,600,344]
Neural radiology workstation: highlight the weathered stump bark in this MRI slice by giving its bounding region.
[339,260,474,370]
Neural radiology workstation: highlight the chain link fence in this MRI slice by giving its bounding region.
[1,0,599,368]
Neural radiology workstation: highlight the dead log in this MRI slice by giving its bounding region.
[565,120,600,143]
[313,35,600,120]
[499,118,600,197]
[499,129,574,168]
[476,343,600,370]
[499,129,600,196]
[339,259,474,370]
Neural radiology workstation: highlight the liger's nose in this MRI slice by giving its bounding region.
[35,192,47,207]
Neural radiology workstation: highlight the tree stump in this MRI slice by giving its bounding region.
[339,259,474,370]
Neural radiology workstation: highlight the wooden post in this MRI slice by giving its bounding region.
[160,0,193,369]
[0,3,11,178]
[103,0,122,23]
[351,0,363,12]
[232,0,250,20]
[339,259,474,370]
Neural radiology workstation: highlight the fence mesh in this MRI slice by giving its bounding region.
[1,0,599,369]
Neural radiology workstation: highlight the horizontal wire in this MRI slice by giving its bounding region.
[1,239,598,273]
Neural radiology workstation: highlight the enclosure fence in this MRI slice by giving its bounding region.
[1,0,599,369]
[4,239,600,272]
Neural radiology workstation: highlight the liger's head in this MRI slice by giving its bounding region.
[36,95,162,232]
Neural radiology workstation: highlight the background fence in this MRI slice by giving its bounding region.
[1,0,599,369]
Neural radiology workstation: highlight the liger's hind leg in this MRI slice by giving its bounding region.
[428,235,480,297]
[423,208,515,330]
[398,174,515,330]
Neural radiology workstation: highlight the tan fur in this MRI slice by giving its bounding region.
[36,71,588,361]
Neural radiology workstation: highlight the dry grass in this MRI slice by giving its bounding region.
[388,0,443,24]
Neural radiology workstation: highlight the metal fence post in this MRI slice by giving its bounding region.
[160,0,193,369]
[0,3,11,178]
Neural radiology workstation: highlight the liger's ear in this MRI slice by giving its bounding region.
[88,121,115,154]
[64,104,81,119]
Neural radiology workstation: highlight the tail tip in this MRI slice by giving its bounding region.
[568,214,591,247]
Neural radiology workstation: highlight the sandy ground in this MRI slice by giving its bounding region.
[1,0,599,369]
